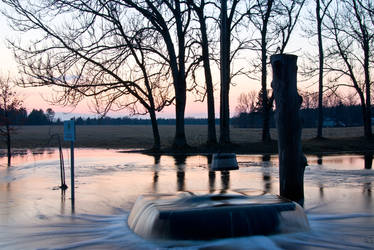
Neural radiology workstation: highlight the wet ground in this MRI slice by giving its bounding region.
[0,148,373,249]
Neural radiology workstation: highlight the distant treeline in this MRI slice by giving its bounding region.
[2,108,55,125]
[73,117,220,126]
[232,104,366,128]
[4,107,220,125]
[4,105,369,127]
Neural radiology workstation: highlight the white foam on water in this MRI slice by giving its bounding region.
[0,211,157,250]
[1,210,373,250]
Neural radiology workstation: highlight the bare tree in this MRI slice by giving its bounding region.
[0,77,23,166]
[187,0,217,145]
[3,0,175,150]
[122,0,192,149]
[299,90,319,109]
[188,0,250,145]
[219,0,246,144]
[246,0,305,142]
[324,0,373,139]
[220,0,231,144]
[303,0,333,138]
[235,90,258,114]
[46,108,55,124]
[315,0,333,138]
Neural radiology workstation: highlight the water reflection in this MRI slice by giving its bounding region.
[317,154,324,198]
[208,171,216,193]
[60,189,66,215]
[364,153,373,169]
[0,148,57,167]
[262,154,271,162]
[363,182,371,197]
[0,149,28,158]
[262,154,272,193]
[317,154,323,165]
[206,154,213,165]
[220,171,230,193]
[173,155,187,192]
[207,155,216,193]
[152,155,160,192]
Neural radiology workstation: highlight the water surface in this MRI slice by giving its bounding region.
[0,149,373,249]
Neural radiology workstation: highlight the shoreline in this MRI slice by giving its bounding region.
[3,136,374,156]
[2,125,373,156]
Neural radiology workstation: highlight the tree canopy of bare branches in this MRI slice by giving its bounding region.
[0,76,23,165]
[235,90,257,114]
[245,0,306,142]
[3,0,180,149]
[324,0,374,139]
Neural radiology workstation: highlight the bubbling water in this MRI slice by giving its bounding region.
[1,210,373,249]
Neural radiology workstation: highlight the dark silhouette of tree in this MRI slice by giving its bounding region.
[299,90,319,109]
[46,108,55,124]
[120,0,192,149]
[235,90,258,114]
[246,0,305,142]
[219,0,245,144]
[324,0,373,139]
[303,0,334,138]
[3,0,174,150]
[255,88,274,115]
[315,0,333,138]
[187,0,217,145]
[0,77,24,166]
[27,109,49,125]
[7,107,27,125]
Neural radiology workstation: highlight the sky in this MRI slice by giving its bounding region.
[0,2,316,120]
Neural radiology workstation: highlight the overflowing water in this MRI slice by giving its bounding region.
[0,149,373,249]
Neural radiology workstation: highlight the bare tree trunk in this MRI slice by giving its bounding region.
[219,0,230,144]
[149,109,160,150]
[200,10,217,145]
[362,104,372,140]
[6,122,11,166]
[364,106,372,139]
[172,0,188,149]
[363,40,372,140]
[261,46,271,142]
[316,0,324,139]
[173,81,187,148]
[189,0,217,145]
[271,54,306,205]
[260,0,273,143]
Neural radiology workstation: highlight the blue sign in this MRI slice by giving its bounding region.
[64,120,75,142]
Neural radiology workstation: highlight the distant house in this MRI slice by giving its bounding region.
[323,118,345,127]
[323,118,335,127]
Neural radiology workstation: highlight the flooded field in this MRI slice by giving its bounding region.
[0,148,373,249]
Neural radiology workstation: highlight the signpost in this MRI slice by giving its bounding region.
[64,119,75,211]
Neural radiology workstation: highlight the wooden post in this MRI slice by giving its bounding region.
[270,54,307,205]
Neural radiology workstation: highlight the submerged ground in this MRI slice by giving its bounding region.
[0,148,373,249]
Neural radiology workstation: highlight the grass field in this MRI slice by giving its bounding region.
[3,125,374,154]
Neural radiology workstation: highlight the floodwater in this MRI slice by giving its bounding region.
[0,148,373,249]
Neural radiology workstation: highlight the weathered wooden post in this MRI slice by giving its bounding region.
[270,54,307,205]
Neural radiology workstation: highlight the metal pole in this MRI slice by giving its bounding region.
[71,140,75,212]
